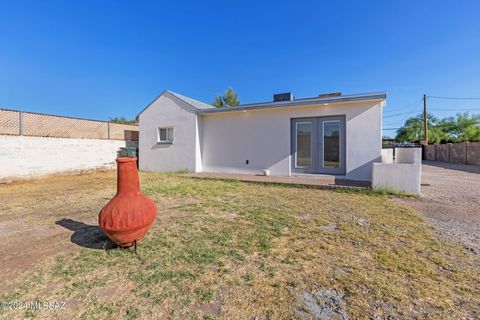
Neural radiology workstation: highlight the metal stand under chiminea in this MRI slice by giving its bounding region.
[98,157,157,253]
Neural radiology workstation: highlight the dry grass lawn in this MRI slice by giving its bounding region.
[0,172,479,319]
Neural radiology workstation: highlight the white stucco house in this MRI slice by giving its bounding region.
[138,90,386,182]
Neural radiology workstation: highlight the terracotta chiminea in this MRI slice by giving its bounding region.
[99,157,156,248]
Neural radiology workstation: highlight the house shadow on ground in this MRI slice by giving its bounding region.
[423,160,480,174]
[56,218,117,250]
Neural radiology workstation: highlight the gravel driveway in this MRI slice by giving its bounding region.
[398,161,480,255]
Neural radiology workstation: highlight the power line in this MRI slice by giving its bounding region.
[383,94,480,137]
[383,98,422,114]
[427,95,480,100]
[383,106,480,121]
[396,100,423,123]
[429,108,480,112]
[383,112,412,118]
[383,110,422,118]
[383,99,423,120]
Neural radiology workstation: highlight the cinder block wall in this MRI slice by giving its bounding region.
[436,144,449,162]
[467,143,480,166]
[424,142,480,166]
[0,135,137,182]
[449,143,466,164]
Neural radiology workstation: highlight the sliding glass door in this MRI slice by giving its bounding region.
[291,116,345,175]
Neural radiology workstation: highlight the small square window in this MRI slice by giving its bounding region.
[158,127,173,143]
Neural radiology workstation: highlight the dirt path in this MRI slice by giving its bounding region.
[0,172,118,291]
[397,161,480,255]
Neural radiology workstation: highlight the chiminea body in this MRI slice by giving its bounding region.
[99,157,156,246]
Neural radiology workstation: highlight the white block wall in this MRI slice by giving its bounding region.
[0,135,135,182]
[372,148,422,195]
[381,149,394,163]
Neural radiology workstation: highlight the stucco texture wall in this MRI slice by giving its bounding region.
[372,148,422,195]
[200,101,383,181]
[139,94,199,172]
[0,135,133,182]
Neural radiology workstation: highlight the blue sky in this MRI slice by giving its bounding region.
[1,1,480,137]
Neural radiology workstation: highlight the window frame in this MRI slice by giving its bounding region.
[157,126,174,144]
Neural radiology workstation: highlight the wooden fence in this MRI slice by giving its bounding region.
[0,108,138,141]
[423,142,480,166]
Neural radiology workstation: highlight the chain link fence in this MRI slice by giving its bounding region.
[0,108,138,141]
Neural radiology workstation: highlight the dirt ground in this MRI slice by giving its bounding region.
[1,164,479,291]
[0,171,119,290]
[396,160,480,254]
[1,163,479,283]
[0,169,479,319]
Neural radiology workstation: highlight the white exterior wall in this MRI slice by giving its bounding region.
[139,94,200,172]
[372,148,422,195]
[381,149,394,163]
[0,135,133,182]
[200,101,383,181]
[195,116,203,172]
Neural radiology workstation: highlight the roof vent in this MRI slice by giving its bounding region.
[318,92,341,99]
[273,92,294,102]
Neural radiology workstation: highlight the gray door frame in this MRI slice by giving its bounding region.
[290,115,346,175]
[291,118,317,174]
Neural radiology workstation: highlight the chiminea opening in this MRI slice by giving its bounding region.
[273,92,294,102]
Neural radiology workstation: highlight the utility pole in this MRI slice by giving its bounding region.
[423,94,428,145]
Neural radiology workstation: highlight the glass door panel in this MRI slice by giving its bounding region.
[295,122,312,168]
[323,121,340,168]
[317,116,345,175]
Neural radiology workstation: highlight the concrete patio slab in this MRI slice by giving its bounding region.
[184,172,371,190]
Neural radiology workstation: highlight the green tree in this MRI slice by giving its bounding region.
[212,87,240,107]
[396,113,446,144]
[109,117,138,125]
[440,112,480,142]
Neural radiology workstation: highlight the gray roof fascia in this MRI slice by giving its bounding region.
[197,92,387,115]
